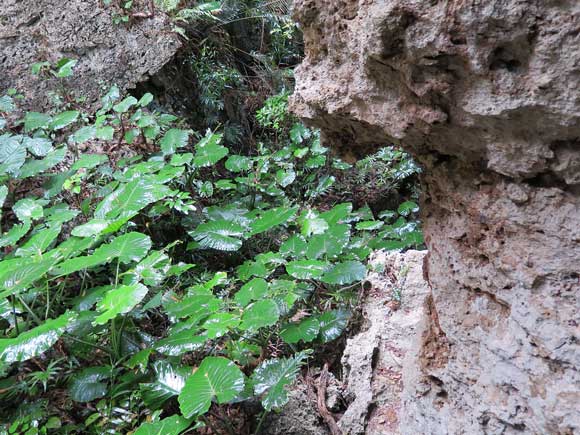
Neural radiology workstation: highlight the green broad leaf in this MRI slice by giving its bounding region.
[289,123,310,144]
[178,357,245,418]
[163,294,220,320]
[13,198,44,221]
[100,232,152,264]
[23,137,52,156]
[280,318,320,344]
[225,155,252,172]
[15,224,61,257]
[18,147,67,179]
[286,260,328,279]
[113,96,138,113]
[94,283,148,325]
[0,221,31,249]
[0,257,56,298]
[202,313,240,339]
[321,261,366,285]
[71,219,110,237]
[96,126,115,140]
[49,111,79,130]
[249,207,298,236]
[193,132,228,167]
[0,118,5,130]
[138,93,154,107]
[24,112,52,132]
[398,200,419,216]
[0,95,15,113]
[305,224,349,260]
[234,278,268,306]
[0,186,7,211]
[126,348,152,371]
[134,415,190,435]
[170,153,193,166]
[189,220,244,251]
[320,203,353,225]
[305,155,326,168]
[0,134,26,175]
[279,235,307,258]
[95,178,171,220]
[155,331,207,356]
[317,309,350,342]
[70,125,96,143]
[275,168,296,187]
[54,58,77,78]
[240,300,279,331]
[69,366,111,402]
[140,361,190,409]
[160,128,190,156]
[300,210,329,237]
[356,220,384,231]
[0,312,76,363]
[251,351,310,411]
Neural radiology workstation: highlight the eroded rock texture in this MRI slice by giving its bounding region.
[291,1,580,433]
[0,0,180,109]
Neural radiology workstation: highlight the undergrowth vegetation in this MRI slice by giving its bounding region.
[0,2,421,434]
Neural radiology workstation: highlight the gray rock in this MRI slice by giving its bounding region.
[291,1,580,434]
[0,0,180,109]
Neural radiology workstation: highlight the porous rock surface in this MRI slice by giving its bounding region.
[0,0,180,109]
[291,1,580,434]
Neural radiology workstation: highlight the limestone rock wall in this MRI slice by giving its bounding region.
[291,1,580,433]
[0,0,180,109]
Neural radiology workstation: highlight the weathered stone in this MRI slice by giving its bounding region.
[0,0,180,109]
[340,250,430,435]
[291,1,580,434]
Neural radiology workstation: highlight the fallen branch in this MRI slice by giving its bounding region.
[316,363,343,435]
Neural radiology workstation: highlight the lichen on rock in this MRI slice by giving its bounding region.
[291,1,580,433]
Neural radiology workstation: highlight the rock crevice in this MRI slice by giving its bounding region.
[291,1,580,433]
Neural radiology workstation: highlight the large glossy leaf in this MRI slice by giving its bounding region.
[279,235,307,258]
[95,178,170,220]
[18,147,67,179]
[202,313,240,339]
[155,331,208,356]
[240,300,279,331]
[0,257,57,298]
[23,137,52,156]
[69,366,111,402]
[24,112,51,132]
[317,309,350,343]
[249,206,298,236]
[134,415,190,435]
[178,357,244,418]
[94,283,148,325]
[0,134,26,175]
[160,128,190,155]
[164,294,220,320]
[286,260,328,279]
[305,224,350,260]
[193,132,228,167]
[49,110,79,130]
[55,232,151,276]
[251,351,310,411]
[189,220,244,251]
[15,224,61,258]
[234,278,268,306]
[140,361,190,409]
[0,312,76,363]
[321,261,366,285]
[300,210,328,237]
[398,200,419,216]
[280,317,320,344]
[225,155,252,172]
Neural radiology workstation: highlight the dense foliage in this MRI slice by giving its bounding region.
[0,2,421,434]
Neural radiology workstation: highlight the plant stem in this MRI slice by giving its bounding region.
[254,409,269,435]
